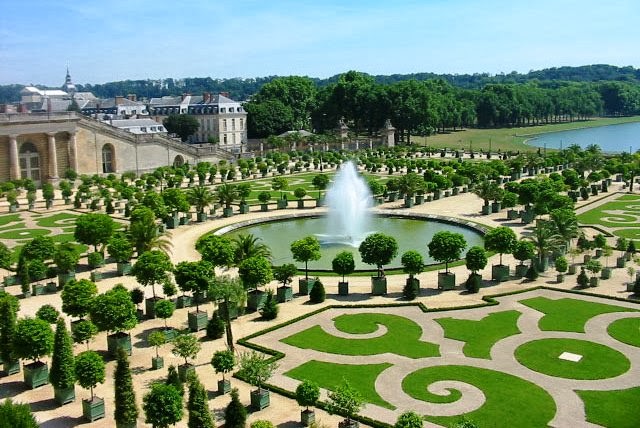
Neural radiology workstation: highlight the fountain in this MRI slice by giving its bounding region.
[317,161,373,247]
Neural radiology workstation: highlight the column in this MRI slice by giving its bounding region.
[9,135,19,180]
[68,131,78,172]
[47,132,59,179]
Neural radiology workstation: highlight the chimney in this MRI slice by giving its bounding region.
[203,92,211,103]
[127,94,137,102]
[115,96,125,105]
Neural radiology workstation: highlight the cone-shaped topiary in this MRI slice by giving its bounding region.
[187,373,214,428]
[206,311,225,340]
[525,262,539,281]
[114,348,138,428]
[49,318,75,392]
[259,290,279,320]
[225,388,246,428]
[309,278,325,303]
[166,365,184,397]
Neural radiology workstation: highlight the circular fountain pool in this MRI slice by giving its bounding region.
[220,214,485,271]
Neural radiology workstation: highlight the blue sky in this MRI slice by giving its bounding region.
[1,0,639,86]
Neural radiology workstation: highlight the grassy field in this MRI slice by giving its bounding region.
[411,116,640,152]
[577,194,640,242]
[607,317,640,347]
[578,387,640,428]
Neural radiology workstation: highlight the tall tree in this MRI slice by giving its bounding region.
[187,374,214,428]
[163,114,200,142]
[114,348,138,428]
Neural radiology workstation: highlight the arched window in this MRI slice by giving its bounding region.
[173,155,185,167]
[102,144,115,173]
[19,142,41,184]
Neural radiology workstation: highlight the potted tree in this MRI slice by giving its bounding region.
[239,256,273,311]
[75,350,106,422]
[187,185,214,222]
[312,174,330,207]
[577,267,590,289]
[238,350,278,411]
[13,317,54,389]
[49,318,76,405]
[154,299,177,342]
[216,183,238,217]
[327,380,363,428]
[484,227,517,282]
[174,260,214,332]
[585,259,602,287]
[465,246,487,293]
[107,233,134,276]
[296,380,320,426]
[87,252,104,282]
[172,333,201,381]
[555,256,568,283]
[258,191,271,212]
[237,183,252,214]
[211,349,235,395]
[428,231,467,290]
[332,251,355,296]
[593,234,607,258]
[147,331,166,370]
[89,284,138,357]
[143,383,183,428]
[130,288,145,320]
[209,275,246,352]
[132,250,174,319]
[601,246,613,279]
[359,233,398,295]
[0,293,20,375]
[273,263,297,303]
[294,187,307,209]
[401,250,423,300]
[271,177,289,209]
[291,236,321,295]
[513,240,536,278]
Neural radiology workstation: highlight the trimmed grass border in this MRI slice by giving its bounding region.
[577,387,640,428]
[607,317,640,348]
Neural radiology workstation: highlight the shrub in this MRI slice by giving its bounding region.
[309,278,325,303]
[87,252,104,269]
[114,348,138,427]
[0,399,38,428]
[525,262,539,280]
[36,304,61,324]
[395,411,424,428]
[224,388,246,428]
[143,383,184,428]
[577,268,590,288]
[251,421,275,428]
[13,317,54,363]
[166,365,184,397]
[260,289,279,320]
[206,311,226,340]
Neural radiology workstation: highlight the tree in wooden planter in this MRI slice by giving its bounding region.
[237,183,252,213]
[593,234,607,258]
[238,350,278,411]
[174,260,214,331]
[271,177,289,208]
[113,347,138,428]
[231,233,272,266]
[61,278,98,323]
[216,183,239,217]
[258,191,272,211]
[312,173,330,205]
[359,233,398,295]
[473,180,500,215]
[296,379,320,426]
[332,252,355,296]
[585,259,602,287]
[36,304,61,324]
[49,319,76,405]
[19,258,47,297]
[166,364,184,397]
[209,275,246,352]
[291,236,321,294]
[172,333,201,381]
[513,240,536,278]
[428,231,466,290]
[401,250,423,300]
[526,221,563,271]
[0,293,20,375]
[211,349,235,395]
[294,187,307,208]
[577,267,590,288]
[465,246,487,293]
[13,317,54,389]
[483,226,517,282]
[132,250,173,318]
[239,256,273,312]
[188,185,215,222]
[108,233,134,276]
[326,379,364,428]
[309,278,325,304]
[555,256,568,283]
[143,383,183,428]
[273,263,297,302]
[130,287,145,320]
[74,213,117,254]
[155,299,176,342]
[53,242,80,287]
[89,284,138,356]
[225,388,247,428]
[187,373,214,428]
[147,331,167,370]
[601,246,613,279]
[163,187,191,224]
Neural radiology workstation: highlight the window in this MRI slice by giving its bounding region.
[223,119,227,131]
[229,107,234,113]
[220,108,226,113]
[102,144,114,173]
[240,118,244,129]
[232,119,236,130]
[223,134,228,144]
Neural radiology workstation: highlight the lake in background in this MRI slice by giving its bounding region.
[527,121,640,153]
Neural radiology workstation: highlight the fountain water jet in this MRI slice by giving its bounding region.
[318,161,373,247]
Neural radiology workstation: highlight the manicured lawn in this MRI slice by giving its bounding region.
[0,228,50,240]
[0,222,25,232]
[577,194,640,228]
[402,365,556,427]
[577,387,640,428]
[35,212,80,228]
[607,317,640,347]
[515,338,630,379]
[0,213,21,226]
[285,360,394,409]
[519,297,637,332]
[281,313,440,358]
[435,310,521,359]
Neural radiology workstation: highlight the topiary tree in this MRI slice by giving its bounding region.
[296,379,320,422]
[154,299,175,330]
[525,262,539,281]
[465,246,487,293]
[195,234,235,270]
[61,279,98,320]
[309,278,325,303]
[114,348,138,428]
[107,233,134,264]
[212,349,236,382]
[172,333,201,367]
[13,317,54,364]
[74,213,117,253]
[143,383,184,428]
[238,350,278,395]
[395,411,424,428]
[209,275,246,352]
[166,365,184,397]
[174,260,214,312]
[72,319,98,349]
[225,388,247,428]
[577,267,589,288]
[0,293,19,367]
[332,251,355,284]
[75,350,105,400]
[49,318,75,404]
[401,250,423,299]
[484,226,517,266]
[326,379,363,427]
[513,240,536,265]
[0,399,38,428]
[187,373,214,428]
[428,231,467,274]
[273,263,298,288]
[206,310,226,340]
[358,233,398,278]
[36,304,61,324]
[291,236,321,281]
[238,256,273,292]
[260,289,279,320]
[53,242,80,274]
[90,284,137,334]
[132,250,173,299]
[294,187,307,201]
[147,330,166,360]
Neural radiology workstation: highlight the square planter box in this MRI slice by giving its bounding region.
[82,397,105,422]
[223,207,234,218]
[601,268,612,280]
[250,389,270,410]
[239,203,250,214]
[403,197,414,208]
[218,301,239,320]
[568,264,577,275]
[515,264,529,278]
[297,200,305,209]
[107,332,132,356]
[90,271,102,282]
[152,356,164,370]
[507,209,519,220]
[277,286,293,303]
[338,281,349,296]
[54,386,76,405]
[260,204,269,212]
[218,379,231,395]
[557,274,565,283]
[179,216,190,226]
[178,364,195,382]
[438,272,456,290]
[176,295,192,309]
[338,420,359,428]
[31,283,46,296]
[590,277,600,287]
[277,199,288,209]
[370,276,387,295]
[24,361,49,389]
[58,272,75,288]
[162,328,178,342]
[491,264,510,282]
[415,195,425,205]
[4,360,20,376]
[4,275,17,286]
[188,310,208,332]
[145,297,162,319]
[301,410,316,427]
[247,290,267,312]
[617,257,626,268]
[46,281,58,293]
[197,212,208,222]
[299,279,315,295]
[481,205,491,215]
[117,262,132,276]
[166,217,178,229]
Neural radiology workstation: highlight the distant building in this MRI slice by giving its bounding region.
[19,68,97,113]
[107,118,167,135]
[81,95,148,119]
[149,92,247,151]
